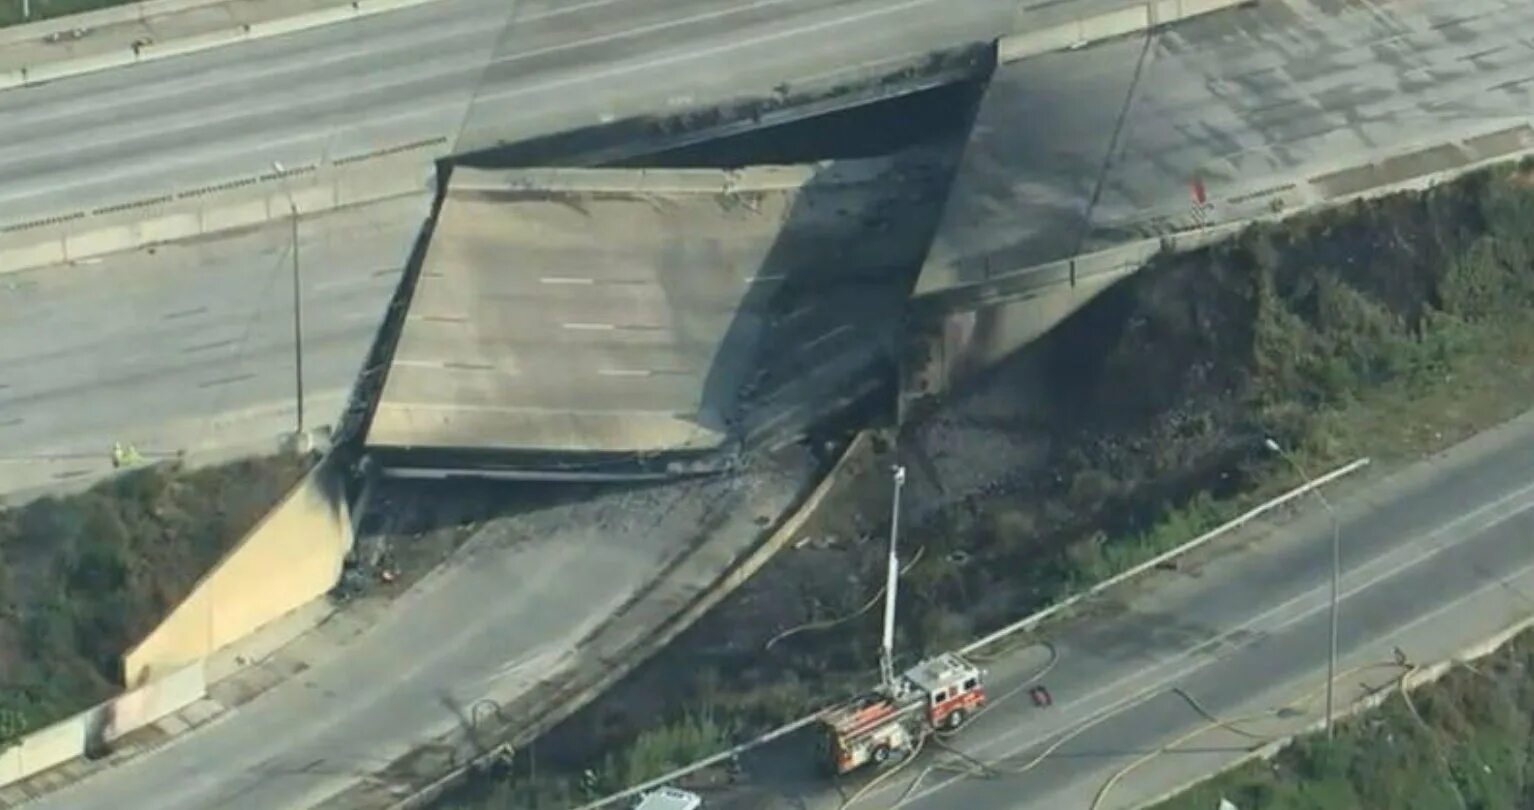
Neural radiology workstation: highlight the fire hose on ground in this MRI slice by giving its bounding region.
[764,547,927,652]
[842,656,1419,810]
[836,640,1059,809]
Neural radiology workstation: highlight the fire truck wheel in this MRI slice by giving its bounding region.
[943,708,968,730]
[872,745,893,766]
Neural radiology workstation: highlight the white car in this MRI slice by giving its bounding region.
[633,786,703,810]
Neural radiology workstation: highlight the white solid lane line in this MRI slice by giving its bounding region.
[886,475,1534,806]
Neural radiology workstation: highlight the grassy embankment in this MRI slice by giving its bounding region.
[1154,627,1534,810]
[441,159,1534,808]
[0,453,311,748]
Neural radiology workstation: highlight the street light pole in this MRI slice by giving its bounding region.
[1266,437,1340,740]
[272,162,305,441]
[22,0,29,22]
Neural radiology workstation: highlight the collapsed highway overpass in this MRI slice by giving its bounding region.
[364,154,958,479]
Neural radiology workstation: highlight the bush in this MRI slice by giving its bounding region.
[0,453,312,739]
[598,711,736,794]
[448,159,1534,810]
[1155,631,1534,809]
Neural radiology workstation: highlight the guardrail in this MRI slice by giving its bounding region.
[573,456,1371,810]
[0,0,447,90]
[960,457,1369,654]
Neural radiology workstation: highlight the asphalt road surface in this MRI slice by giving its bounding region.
[0,0,1168,229]
[23,450,817,810]
[922,0,1534,291]
[720,412,1534,810]
[0,194,429,501]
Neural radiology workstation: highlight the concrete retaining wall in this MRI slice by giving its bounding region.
[0,663,205,789]
[0,0,448,90]
[1000,0,1256,63]
[0,146,439,276]
[121,456,353,687]
[0,452,350,792]
[907,224,1238,400]
[911,121,1534,397]
[391,433,884,809]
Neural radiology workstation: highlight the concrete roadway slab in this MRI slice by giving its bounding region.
[19,446,820,810]
[369,153,954,461]
[721,407,1534,810]
[919,0,1534,294]
[0,0,1027,228]
[0,194,429,503]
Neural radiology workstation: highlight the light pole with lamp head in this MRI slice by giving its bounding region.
[272,162,306,445]
[1265,437,1340,740]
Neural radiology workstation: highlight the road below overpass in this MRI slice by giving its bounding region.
[718,412,1534,810]
[0,0,1048,229]
[18,449,818,810]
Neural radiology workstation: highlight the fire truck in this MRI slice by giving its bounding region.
[817,465,988,775]
[820,652,986,774]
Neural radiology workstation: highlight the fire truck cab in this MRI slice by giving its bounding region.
[820,653,985,775]
[904,652,986,731]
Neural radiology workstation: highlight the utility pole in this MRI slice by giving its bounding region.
[22,0,29,22]
[272,162,306,441]
[879,464,907,694]
[1266,438,1340,739]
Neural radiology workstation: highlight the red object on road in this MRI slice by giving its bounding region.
[1190,176,1207,205]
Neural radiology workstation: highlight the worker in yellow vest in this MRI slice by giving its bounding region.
[111,442,144,469]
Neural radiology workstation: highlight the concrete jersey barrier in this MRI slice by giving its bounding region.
[0,663,205,790]
[0,142,441,276]
[573,456,1370,810]
[392,432,885,810]
[1000,0,1258,63]
[0,451,349,795]
[0,0,448,90]
[0,0,230,46]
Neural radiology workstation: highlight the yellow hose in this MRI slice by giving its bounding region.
[1088,659,1417,810]
[838,641,1059,808]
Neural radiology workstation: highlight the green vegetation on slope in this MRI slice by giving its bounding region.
[0,453,311,746]
[442,161,1534,807]
[923,158,1534,637]
[1153,628,1534,810]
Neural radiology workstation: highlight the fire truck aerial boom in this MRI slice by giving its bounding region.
[881,464,906,693]
[818,462,988,777]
